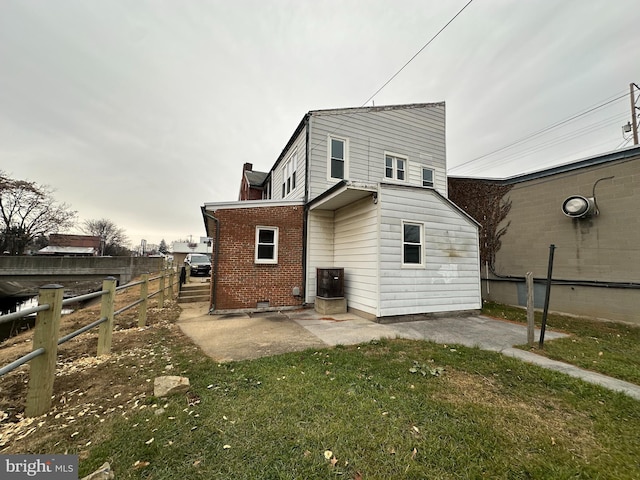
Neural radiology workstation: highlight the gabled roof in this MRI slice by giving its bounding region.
[450,145,640,185]
[245,170,268,187]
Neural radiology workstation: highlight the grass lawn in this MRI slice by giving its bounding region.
[2,297,639,479]
[482,302,640,385]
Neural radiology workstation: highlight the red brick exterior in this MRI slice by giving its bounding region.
[49,234,101,249]
[239,163,265,201]
[212,205,304,310]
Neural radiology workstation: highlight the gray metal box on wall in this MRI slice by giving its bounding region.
[517,281,546,309]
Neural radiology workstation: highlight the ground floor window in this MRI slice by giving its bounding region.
[402,221,424,267]
[255,226,278,264]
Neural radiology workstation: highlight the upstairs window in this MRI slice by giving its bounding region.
[328,136,348,180]
[384,153,407,181]
[255,226,278,264]
[402,221,424,267]
[422,168,434,188]
[282,152,297,197]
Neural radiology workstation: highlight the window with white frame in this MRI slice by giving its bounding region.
[385,153,407,181]
[255,226,278,264]
[282,152,297,197]
[402,221,424,266]
[422,167,434,188]
[328,136,347,180]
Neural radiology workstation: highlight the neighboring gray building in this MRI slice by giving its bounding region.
[450,145,640,325]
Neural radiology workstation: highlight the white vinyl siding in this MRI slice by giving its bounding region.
[306,198,379,316]
[378,184,481,316]
[305,210,335,303]
[307,104,447,201]
[333,197,378,316]
[273,129,306,200]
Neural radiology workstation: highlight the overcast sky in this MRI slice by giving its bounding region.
[1,0,638,249]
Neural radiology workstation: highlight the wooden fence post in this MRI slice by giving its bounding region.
[139,273,149,327]
[526,272,535,348]
[97,277,116,356]
[158,269,165,308]
[25,284,64,417]
[168,268,175,300]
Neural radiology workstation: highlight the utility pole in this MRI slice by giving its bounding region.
[630,82,639,145]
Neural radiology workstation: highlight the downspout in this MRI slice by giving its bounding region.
[201,209,220,313]
[302,114,310,304]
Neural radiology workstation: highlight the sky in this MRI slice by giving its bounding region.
[1,0,639,249]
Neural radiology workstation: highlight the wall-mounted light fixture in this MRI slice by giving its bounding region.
[561,176,614,219]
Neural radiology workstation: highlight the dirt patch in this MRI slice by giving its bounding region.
[0,279,194,453]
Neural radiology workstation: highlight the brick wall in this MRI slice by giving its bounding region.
[49,234,101,248]
[212,205,305,310]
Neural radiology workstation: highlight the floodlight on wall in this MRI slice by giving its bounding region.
[561,195,595,218]
[561,176,615,219]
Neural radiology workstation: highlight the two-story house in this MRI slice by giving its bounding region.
[201,103,482,321]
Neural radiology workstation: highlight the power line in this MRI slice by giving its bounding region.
[307,0,476,156]
[361,0,476,107]
[450,90,628,172]
[461,111,629,174]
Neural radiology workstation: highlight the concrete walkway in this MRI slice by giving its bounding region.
[177,303,640,401]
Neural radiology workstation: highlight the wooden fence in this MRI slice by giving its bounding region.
[0,268,177,417]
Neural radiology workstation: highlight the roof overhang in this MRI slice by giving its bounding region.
[308,181,378,211]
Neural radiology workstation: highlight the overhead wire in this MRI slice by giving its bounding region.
[450,90,629,173]
[306,0,476,157]
[461,110,629,175]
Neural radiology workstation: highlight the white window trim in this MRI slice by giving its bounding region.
[384,151,409,183]
[255,226,279,264]
[401,220,425,268]
[422,167,435,188]
[327,135,349,181]
[282,151,297,198]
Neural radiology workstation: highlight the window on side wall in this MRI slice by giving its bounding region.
[384,153,407,181]
[402,221,424,267]
[255,226,278,264]
[282,152,297,197]
[328,136,347,180]
[422,167,434,188]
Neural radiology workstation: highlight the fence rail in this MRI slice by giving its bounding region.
[0,267,177,417]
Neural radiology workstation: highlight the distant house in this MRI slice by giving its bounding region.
[239,162,268,200]
[202,103,482,321]
[449,145,640,325]
[37,234,101,256]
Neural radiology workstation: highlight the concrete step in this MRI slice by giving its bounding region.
[178,294,210,304]
[178,282,210,304]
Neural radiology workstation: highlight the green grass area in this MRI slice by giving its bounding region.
[75,335,640,479]
[482,302,640,385]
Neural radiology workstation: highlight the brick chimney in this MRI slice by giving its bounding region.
[243,162,253,172]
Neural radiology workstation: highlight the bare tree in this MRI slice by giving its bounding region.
[448,178,513,271]
[0,171,76,255]
[81,218,130,256]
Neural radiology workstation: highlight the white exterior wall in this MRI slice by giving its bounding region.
[333,197,379,316]
[378,184,481,317]
[305,209,334,303]
[307,105,447,202]
[272,128,307,201]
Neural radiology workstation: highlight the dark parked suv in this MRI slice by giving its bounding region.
[184,253,211,276]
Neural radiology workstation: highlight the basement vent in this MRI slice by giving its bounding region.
[257,300,270,309]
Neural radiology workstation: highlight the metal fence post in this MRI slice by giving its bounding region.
[139,273,149,327]
[97,277,116,356]
[25,284,64,417]
[158,269,165,308]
